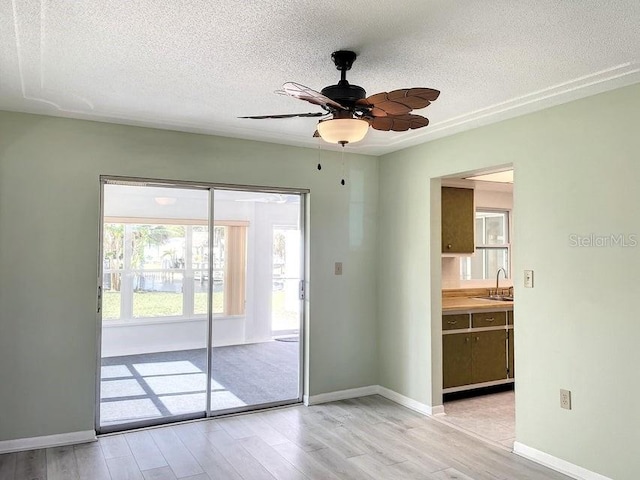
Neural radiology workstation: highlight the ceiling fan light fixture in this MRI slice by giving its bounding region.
[317,118,369,145]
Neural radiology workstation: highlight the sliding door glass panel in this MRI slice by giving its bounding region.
[272,227,302,334]
[209,190,302,413]
[100,184,209,430]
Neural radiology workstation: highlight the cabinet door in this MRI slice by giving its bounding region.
[471,330,507,384]
[508,330,515,379]
[441,187,474,254]
[443,334,472,388]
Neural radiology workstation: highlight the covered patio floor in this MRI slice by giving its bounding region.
[100,340,299,427]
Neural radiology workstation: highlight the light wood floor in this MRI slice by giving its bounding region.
[0,395,569,480]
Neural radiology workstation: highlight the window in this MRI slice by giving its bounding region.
[102,219,247,321]
[460,210,510,280]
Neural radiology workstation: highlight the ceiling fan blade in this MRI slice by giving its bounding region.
[357,87,440,116]
[367,114,429,132]
[282,82,346,110]
[239,112,327,119]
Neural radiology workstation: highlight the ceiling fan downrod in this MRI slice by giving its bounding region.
[321,51,366,107]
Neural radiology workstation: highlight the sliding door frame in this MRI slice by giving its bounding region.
[96,175,308,433]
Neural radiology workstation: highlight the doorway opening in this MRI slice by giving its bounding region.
[97,178,306,433]
[438,167,515,449]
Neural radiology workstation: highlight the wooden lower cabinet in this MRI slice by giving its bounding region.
[471,330,508,384]
[508,330,515,379]
[442,310,512,390]
[443,334,472,388]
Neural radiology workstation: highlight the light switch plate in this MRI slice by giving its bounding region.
[524,270,534,288]
[335,262,343,275]
[560,389,572,410]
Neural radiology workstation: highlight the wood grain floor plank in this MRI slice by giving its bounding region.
[217,416,256,440]
[74,443,111,480]
[290,411,365,459]
[106,455,144,480]
[172,423,243,480]
[194,419,221,434]
[239,436,307,480]
[348,454,436,480]
[205,429,276,480]
[101,434,133,459]
[14,449,46,480]
[149,428,204,478]
[241,415,289,446]
[46,446,80,480]
[310,406,407,466]
[125,430,168,471]
[0,453,16,480]
[141,465,177,480]
[260,410,328,452]
[340,415,448,473]
[325,400,387,425]
[272,441,342,480]
[307,448,374,480]
[431,468,477,480]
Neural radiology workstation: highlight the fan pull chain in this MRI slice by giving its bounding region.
[340,145,346,186]
[317,142,322,170]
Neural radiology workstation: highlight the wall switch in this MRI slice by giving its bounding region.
[524,270,534,288]
[334,262,343,275]
[560,389,572,410]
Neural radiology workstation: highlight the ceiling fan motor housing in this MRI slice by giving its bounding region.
[321,82,366,109]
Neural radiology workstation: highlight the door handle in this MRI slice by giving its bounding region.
[97,286,102,314]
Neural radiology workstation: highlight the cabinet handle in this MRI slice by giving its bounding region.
[447,320,457,325]
[485,318,495,322]
[475,337,479,341]
[447,244,452,249]
[465,337,469,343]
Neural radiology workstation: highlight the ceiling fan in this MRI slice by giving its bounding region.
[240,50,440,146]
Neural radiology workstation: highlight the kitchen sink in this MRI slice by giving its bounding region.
[475,295,514,302]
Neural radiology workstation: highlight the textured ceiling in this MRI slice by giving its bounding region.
[1,1,639,155]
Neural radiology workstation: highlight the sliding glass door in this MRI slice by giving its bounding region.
[97,179,304,432]
[209,190,303,412]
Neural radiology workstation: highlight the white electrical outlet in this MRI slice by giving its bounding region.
[335,262,343,275]
[524,270,534,288]
[560,389,572,410]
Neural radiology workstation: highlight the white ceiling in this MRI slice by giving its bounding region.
[1,1,639,156]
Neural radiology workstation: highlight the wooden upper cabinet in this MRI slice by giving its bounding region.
[441,187,474,254]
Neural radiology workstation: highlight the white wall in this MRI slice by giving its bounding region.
[0,112,379,442]
[378,83,640,479]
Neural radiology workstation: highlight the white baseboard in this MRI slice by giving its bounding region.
[304,385,379,405]
[514,442,612,480]
[376,386,443,416]
[0,430,97,454]
[304,385,444,417]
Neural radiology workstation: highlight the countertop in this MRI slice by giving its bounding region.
[442,296,514,312]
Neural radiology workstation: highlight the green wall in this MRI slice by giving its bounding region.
[0,112,379,441]
[378,82,640,479]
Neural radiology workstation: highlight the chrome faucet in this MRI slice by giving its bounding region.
[496,267,507,294]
